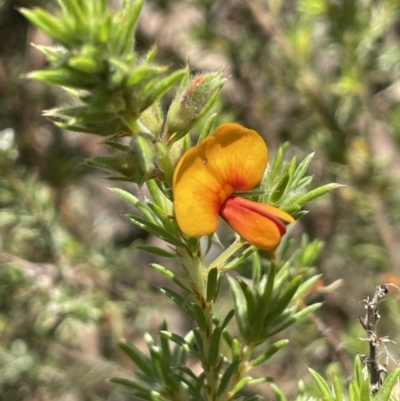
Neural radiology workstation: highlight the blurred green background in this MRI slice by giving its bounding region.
[1,0,400,399]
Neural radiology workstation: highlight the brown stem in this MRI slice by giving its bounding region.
[359,284,389,395]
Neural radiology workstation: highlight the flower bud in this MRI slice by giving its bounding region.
[139,102,163,137]
[166,72,225,143]
[127,132,157,185]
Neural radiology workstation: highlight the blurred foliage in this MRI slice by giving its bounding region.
[1,0,400,400]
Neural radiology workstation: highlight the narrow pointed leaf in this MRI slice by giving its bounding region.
[250,339,289,368]
[206,267,219,302]
[217,360,241,396]
[309,368,335,400]
[126,214,183,247]
[136,245,176,258]
[159,286,193,318]
[118,340,153,376]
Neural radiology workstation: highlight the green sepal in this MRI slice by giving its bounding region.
[126,214,183,247]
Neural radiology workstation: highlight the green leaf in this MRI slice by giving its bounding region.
[20,8,71,47]
[111,188,158,223]
[271,172,290,204]
[266,303,321,337]
[374,368,400,401]
[270,384,288,401]
[231,376,253,396]
[158,331,197,357]
[208,327,222,367]
[231,338,241,361]
[266,276,302,323]
[251,252,262,285]
[217,360,241,396]
[237,279,256,322]
[332,375,344,401]
[118,340,153,376]
[136,245,176,258]
[309,368,335,400]
[229,277,249,338]
[27,68,100,89]
[268,147,284,183]
[291,152,315,187]
[222,245,257,270]
[192,328,204,356]
[148,263,191,293]
[206,267,219,303]
[126,214,183,247]
[220,309,235,331]
[294,274,321,299]
[296,183,342,206]
[191,303,207,332]
[198,113,217,144]
[159,287,193,318]
[250,339,289,368]
[145,69,187,109]
[109,377,149,392]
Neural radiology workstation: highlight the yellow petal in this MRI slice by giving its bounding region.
[220,196,295,250]
[173,146,222,236]
[200,123,268,191]
[173,123,268,237]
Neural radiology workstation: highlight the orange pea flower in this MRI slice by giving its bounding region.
[172,123,295,250]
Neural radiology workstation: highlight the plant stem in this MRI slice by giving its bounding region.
[208,238,245,271]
